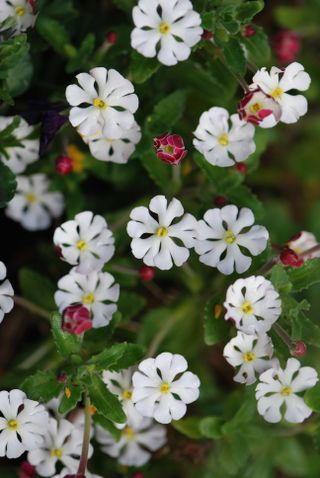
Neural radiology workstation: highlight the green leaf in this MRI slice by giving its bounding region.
[146,90,186,136]
[270,265,290,291]
[58,383,82,414]
[222,393,256,435]
[51,313,82,358]
[118,291,146,321]
[21,370,63,402]
[287,258,320,292]
[93,413,121,441]
[241,24,270,66]
[0,116,20,140]
[237,1,264,23]
[113,0,135,14]
[0,34,29,76]
[200,416,224,439]
[204,296,230,346]
[139,147,172,195]
[88,374,126,423]
[130,51,160,84]
[36,16,73,56]
[304,383,320,412]
[226,184,264,220]
[19,268,56,310]
[0,162,17,208]
[88,342,145,371]
[222,38,246,76]
[172,417,203,440]
[6,50,33,97]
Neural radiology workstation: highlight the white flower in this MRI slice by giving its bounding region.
[256,358,318,423]
[0,0,37,35]
[127,195,197,270]
[103,368,143,427]
[195,205,269,275]
[131,0,203,66]
[0,261,14,324]
[54,469,102,478]
[66,67,139,139]
[224,276,281,334]
[193,107,256,167]
[28,417,91,476]
[0,389,48,459]
[86,121,141,163]
[0,116,39,174]
[96,416,166,467]
[54,269,120,328]
[5,174,64,231]
[251,62,311,124]
[223,332,278,385]
[238,88,282,128]
[132,352,200,424]
[288,231,320,259]
[53,211,115,274]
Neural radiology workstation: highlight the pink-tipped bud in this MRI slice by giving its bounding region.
[18,462,36,478]
[56,155,73,175]
[153,132,188,165]
[202,30,213,40]
[63,475,86,478]
[57,372,67,383]
[27,0,36,12]
[280,247,304,268]
[54,245,63,258]
[133,473,145,478]
[139,265,155,282]
[106,31,118,44]
[238,87,282,127]
[273,29,300,65]
[235,162,247,174]
[214,196,226,207]
[292,340,307,357]
[243,25,256,38]
[62,304,92,335]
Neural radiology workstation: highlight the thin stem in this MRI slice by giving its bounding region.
[301,244,320,259]
[273,322,295,350]
[14,295,51,321]
[147,314,180,358]
[77,394,92,475]
[110,264,138,276]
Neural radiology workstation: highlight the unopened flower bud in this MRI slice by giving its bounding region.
[235,162,247,174]
[57,372,67,383]
[139,265,155,282]
[153,132,187,165]
[280,247,304,267]
[56,155,73,175]
[273,29,300,65]
[287,231,320,260]
[243,25,256,38]
[291,340,307,357]
[63,475,86,478]
[106,31,118,44]
[19,462,36,478]
[214,196,226,207]
[62,304,92,335]
[238,87,282,127]
[202,29,213,40]
[133,472,145,478]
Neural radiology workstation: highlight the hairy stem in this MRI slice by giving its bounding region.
[14,295,51,321]
[77,394,92,476]
[273,322,295,350]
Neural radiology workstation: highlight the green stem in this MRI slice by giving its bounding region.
[77,394,92,475]
[14,295,51,321]
[273,322,295,350]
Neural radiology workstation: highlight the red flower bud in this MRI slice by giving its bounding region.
[57,372,67,383]
[27,0,36,12]
[153,133,187,165]
[273,29,300,65]
[238,87,282,127]
[63,475,86,478]
[56,155,73,175]
[54,245,63,258]
[19,462,36,478]
[214,196,226,207]
[291,340,307,357]
[106,31,118,44]
[133,473,145,478]
[243,25,256,38]
[202,30,213,40]
[235,162,247,174]
[139,265,155,282]
[62,304,92,335]
[280,247,304,268]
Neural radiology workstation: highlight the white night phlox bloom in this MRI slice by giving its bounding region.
[131,0,203,66]
[103,368,143,427]
[55,269,120,328]
[288,231,320,260]
[132,352,200,424]
[5,174,64,231]
[96,416,166,467]
[127,195,197,270]
[193,107,256,167]
[0,0,37,35]
[0,389,48,459]
[256,358,318,423]
[0,116,39,174]
[28,417,92,477]
[0,261,14,324]
[223,332,278,385]
[54,469,102,478]
[195,205,269,275]
[53,211,115,274]
[251,62,311,124]
[87,121,141,163]
[66,67,139,139]
[224,276,282,334]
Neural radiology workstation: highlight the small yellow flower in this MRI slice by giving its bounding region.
[66,144,85,173]
[64,387,71,399]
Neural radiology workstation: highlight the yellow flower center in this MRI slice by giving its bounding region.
[159,22,170,34]
[271,87,283,99]
[123,426,135,440]
[249,102,262,114]
[82,292,95,305]
[160,383,171,394]
[241,301,254,314]
[156,226,168,238]
[93,98,107,110]
[25,193,37,204]
[76,240,87,252]
[219,133,229,146]
[243,351,255,363]
[122,389,132,400]
[163,145,174,154]
[15,5,26,16]
[225,230,236,244]
[66,144,85,173]
[281,386,293,397]
[50,448,63,458]
[7,419,18,430]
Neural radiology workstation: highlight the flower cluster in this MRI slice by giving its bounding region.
[0,0,37,36]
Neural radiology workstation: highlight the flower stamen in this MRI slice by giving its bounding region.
[25,193,37,204]
[15,5,26,16]
[93,98,107,110]
[225,230,236,244]
[7,419,18,430]
[76,240,88,252]
[243,351,255,362]
[241,301,254,314]
[156,227,168,238]
[280,386,292,396]
[122,390,132,400]
[82,292,95,305]
[219,133,229,146]
[50,448,63,458]
[159,22,170,34]
[271,87,283,99]
[160,383,171,394]
[123,426,135,440]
